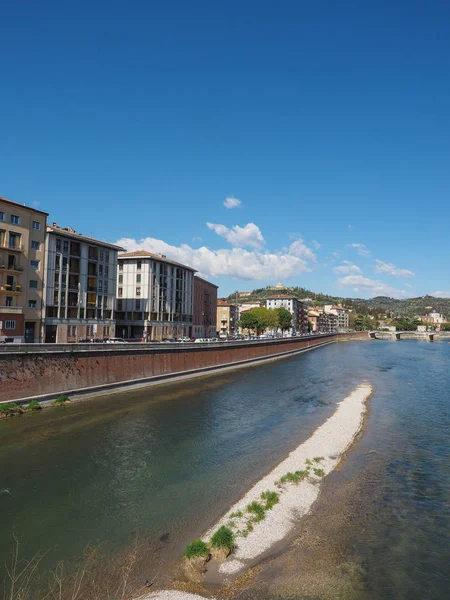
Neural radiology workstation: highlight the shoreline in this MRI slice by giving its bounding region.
[146,381,373,599]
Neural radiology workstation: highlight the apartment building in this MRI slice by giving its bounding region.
[0,196,48,342]
[115,250,195,341]
[193,276,218,339]
[217,299,237,339]
[43,224,124,343]
[265,294,308,334]
[324,305,350,330]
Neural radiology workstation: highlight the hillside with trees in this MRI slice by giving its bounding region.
[225,287,450,320]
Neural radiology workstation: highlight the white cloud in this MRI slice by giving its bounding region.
[223,196,241,209]
[347,243,371,256]
[311,240,321,250]
[192,236,202,242]
[116,236,317,282]
[404,283,413,288]
[333,261,361,275]
[347,224,353,230]
[206,222,265,250]
[432,291,450,298]
[374,259,414,278]
[337,275,408,298]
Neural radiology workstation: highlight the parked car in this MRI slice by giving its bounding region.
[105,337,128,344]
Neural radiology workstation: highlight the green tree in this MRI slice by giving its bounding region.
[238,311,258,334]
[276,307,292,332]
[251,307,270,335]
[440,323,450,331]
[266,308,279,332]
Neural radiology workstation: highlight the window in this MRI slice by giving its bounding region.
[136,299,141,310]
[137,260,142,270]
[0,212,4,221]
[56,238,61,252]
[99,251,104,262]
[5,320,16,330]
[28,300,37,309]
[104,281,108,294]
[105,265,109,277]
[63,240,69,253]
[105,251,109,263]
[117,300,123,311]
[6,297,13,307]
[30,260,39,270]
[136,287,141,296]
[118,274,123,284]
[29,280,38,289]
[11,215,20,225]
[32,221,41,230]
[136,274,141,283]
[99,264,103,277]
[53,291,59,305]
[98,280,103,292]
[119,262,123,271]
[118,287,123,297]
[31,240,40,250]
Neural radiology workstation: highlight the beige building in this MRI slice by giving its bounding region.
[43,224,124,343]
[0,196,48,342]
[217,299,237,339]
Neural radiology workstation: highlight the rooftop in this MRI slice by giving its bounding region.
[47,223,125,251]
[194,275,219,288]
[118,249,196,271]
[0,195,49,217]
[266,294,296,299]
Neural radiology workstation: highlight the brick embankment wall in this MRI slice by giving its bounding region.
[0,332,367,403]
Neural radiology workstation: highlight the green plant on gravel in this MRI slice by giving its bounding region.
[53,395,69,405]
[305,458,313,466]
[247,501,266,522]
[313,468,325,477]
[229,510,243,519]
[242,521,254,537]
[210,526,235,552]
[313,456,325,463]
[0,402,23,416]
[26,400,42,411]
[226,520,237,529]
[261,490,279,510]
[184,538,210,560]
[280,470,309,485]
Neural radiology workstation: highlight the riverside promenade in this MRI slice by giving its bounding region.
[0,333,365,404]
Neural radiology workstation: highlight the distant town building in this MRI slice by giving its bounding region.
[419,308,446,325]
[240,302,262,312]
[217,299,237,339]
[324,305,350,330]
[307,310,320,332]
[115,250,195,341]
[192,276,218,339]
[267,282,289,291]
[319,310,338,333]
[0,196,48,342]
[238,291,252,297]
[43,224,124,343]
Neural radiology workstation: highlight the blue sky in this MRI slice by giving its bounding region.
[2,1,450,298]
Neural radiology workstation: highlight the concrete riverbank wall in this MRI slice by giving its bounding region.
[0,333,366,403]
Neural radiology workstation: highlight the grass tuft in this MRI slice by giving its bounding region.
[313,468,325,477]
[0,402,23,416]
[184,539,209,560]
[280,470,309,485]
[229,510,243,519]
[53,395,69,405]
[210,526,235,552]
[26,400,42,411]
[247,501,265,522]
[261,490,279,510]
[313,456,325,463]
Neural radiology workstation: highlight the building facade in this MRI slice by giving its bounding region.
[0,196,48,342]
[192,276,218,339]
[115,250,195,341]
[43,224,124,343]
[265,294,308,334]
[217,299,237,339]
[324,305,350,330]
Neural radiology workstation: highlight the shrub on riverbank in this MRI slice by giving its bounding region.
[0,402,23,417]
[314,468,325,477]
[280,470,309,485]
[184,539,210,560]
[53,395,70,405]
[211,526,235,553]
[26,400,42,411]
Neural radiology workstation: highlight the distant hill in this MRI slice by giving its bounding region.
[224,288,450,319]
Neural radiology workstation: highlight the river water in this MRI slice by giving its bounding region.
[1,339,450,599]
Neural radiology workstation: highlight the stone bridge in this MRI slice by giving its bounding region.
[369,331,437,341]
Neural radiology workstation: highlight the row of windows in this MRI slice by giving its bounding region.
[118,274,141,284]
[0,212,41,229]
[4,297,37,309]
[66,325,111,337]
[4,320,16,330]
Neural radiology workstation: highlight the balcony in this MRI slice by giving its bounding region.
[0,305,23,314]
[0,284,22,293]
[0,263,24,273]
[1,240,24,252]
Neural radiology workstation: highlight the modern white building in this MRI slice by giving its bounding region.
[43,224,124,343]
[266,294,298,334]
[115,250,195,341]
